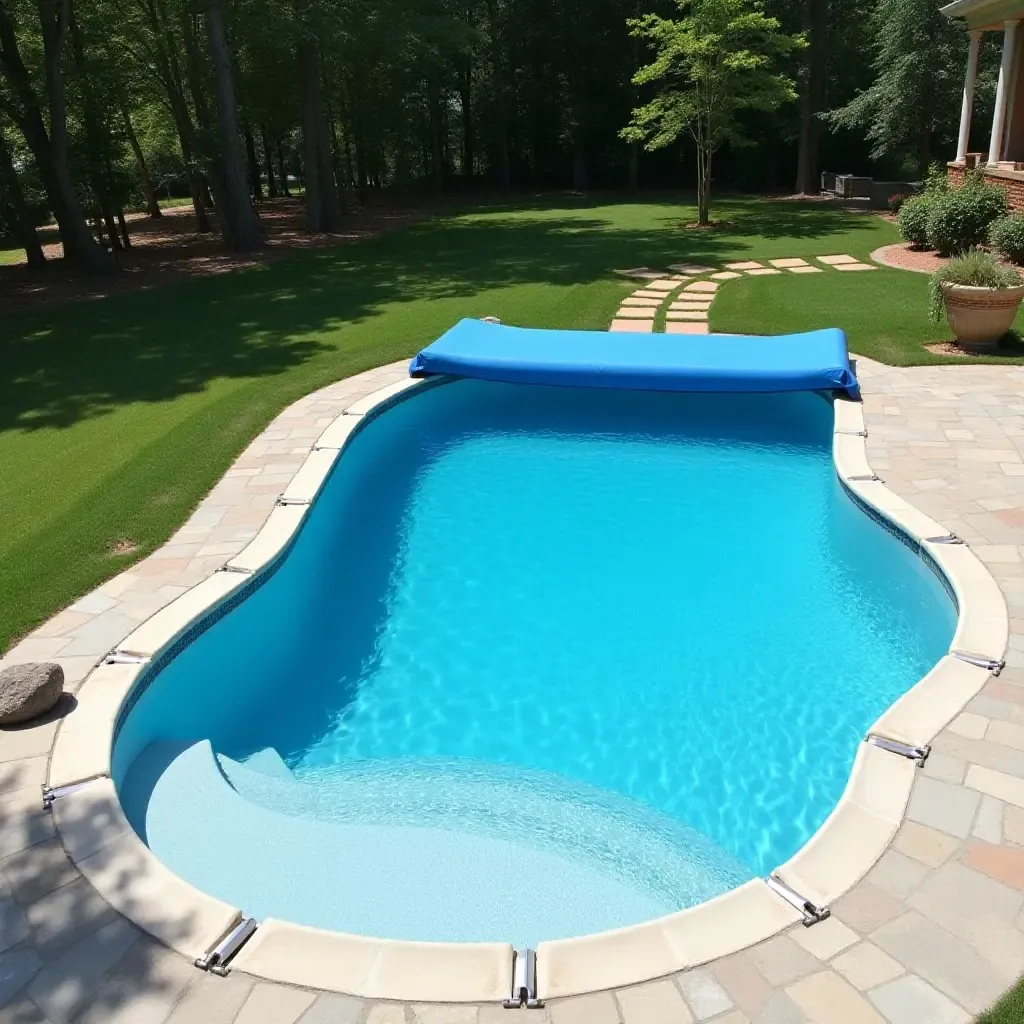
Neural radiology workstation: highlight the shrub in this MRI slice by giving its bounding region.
[929,248,1022,321]
[923,164,950,195]
[888,192,911,214]
[925,182,1007,255]
[897,194,933,247]
[990,213,1024,265]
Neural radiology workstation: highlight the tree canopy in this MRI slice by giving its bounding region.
[0,0,997,271]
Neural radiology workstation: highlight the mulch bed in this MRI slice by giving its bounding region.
[0,197,424,316]
[872,242,947,274]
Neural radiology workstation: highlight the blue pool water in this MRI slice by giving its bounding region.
[114,380,956,944]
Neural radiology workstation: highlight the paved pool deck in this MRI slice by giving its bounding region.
[3,357,1024,1023]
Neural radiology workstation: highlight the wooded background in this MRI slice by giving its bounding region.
[0,0,1004,272]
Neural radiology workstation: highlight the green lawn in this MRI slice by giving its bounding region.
[712,265,1024,365]
[0,194,1000,651]
[981,982,1024,1023]
[0,247,24,265]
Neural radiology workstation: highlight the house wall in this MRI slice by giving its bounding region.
[948,162,1024,208]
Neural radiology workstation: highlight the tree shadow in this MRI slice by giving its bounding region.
[0,198,886,433]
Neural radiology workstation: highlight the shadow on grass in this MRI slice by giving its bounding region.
[0,199,887,432]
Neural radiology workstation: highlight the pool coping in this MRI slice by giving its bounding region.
[43,370,1008,1003]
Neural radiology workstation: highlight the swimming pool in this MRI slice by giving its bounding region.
[112,378,956,947]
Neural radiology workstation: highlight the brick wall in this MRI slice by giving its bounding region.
[947,163,1024,210]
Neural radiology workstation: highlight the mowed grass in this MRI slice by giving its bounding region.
[0,247,24,265]
[0,193,946,651]
[712,266,1024,365]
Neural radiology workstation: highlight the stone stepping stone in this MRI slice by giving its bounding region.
[614,268,662,279]
[669,263,714,274]
[633,289,671,298]
[711,271,742,281]
[649,279,680,291]
[667,310,708,321]
[769,258,809,268]
[725,260,763,270]
[666,321,709,335]
[817,254,858,265]
[684,281,719,293]
[621,297,663,307]
[615,306,660,318]
[747,268,783,276]
[834,262,876,271]
[789,266,824,274]
[610,319,653,332]
[670,300,712,310]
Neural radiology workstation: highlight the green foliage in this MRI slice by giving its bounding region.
[923,163,951,194]
[990,214,1024,265]
[829,0,968,175]
[925,180,1007,255]
[622,0,804,222]
[929,248,1022,321]
[897,194,932,245]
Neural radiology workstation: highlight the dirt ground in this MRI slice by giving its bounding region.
[0,197,423,315]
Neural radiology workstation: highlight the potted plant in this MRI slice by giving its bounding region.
[930,248,1024,352]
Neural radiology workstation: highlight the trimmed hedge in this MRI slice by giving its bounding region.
[990,214,1024,265]
[926,182,1008,255]
[897,195,932,247]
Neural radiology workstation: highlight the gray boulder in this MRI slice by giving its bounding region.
[0,663,64,725]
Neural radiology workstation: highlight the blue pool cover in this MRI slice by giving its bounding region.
[409,319,860,399]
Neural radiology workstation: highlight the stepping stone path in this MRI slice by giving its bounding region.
[609,253,875,334]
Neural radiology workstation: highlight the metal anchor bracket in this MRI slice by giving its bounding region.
[846,474,881,482]
[275,496,310,507]
[766,875,830,927]
[924,533,964,545]
[194,918,258,976]
[42,775,108,809]
[953,651,1005,676]
[503,948,543,1009]
[217,564,252,575]
[868,734,930,766]
[835,429,868,437]
[104,650,150,665]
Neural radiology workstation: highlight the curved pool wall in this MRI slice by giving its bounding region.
[107,377,956,948]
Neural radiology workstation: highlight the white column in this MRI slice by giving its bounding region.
[989,20,1020,165]
[957,30,983,163]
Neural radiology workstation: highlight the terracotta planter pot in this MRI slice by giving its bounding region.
[942,282,1024,352]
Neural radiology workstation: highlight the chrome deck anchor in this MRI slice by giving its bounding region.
[868,734,930,766]
[766,875,830,927]
[952,651,1005,675]
[503,948,543,1009]
[194,918,258,976]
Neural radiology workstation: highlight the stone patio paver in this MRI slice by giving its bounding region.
[818,254,858,265]
[6,359,1024,1021]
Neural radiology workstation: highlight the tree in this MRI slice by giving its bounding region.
[829,0,967,176]
[202,0,263,249]
[794,0,825,194]
[622,0,803,225]
[0,0,113,272]
[0,123,44,265]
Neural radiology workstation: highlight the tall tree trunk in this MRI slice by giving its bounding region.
[459,60,473,178]
[202,0,263,249]
[116,207,131,248]
[244,124,263,199]
[428,70,444,193]
[261,125,277,197]
[297,34,340,231]
[69,7,122,251]
[0,128,45,266]
[484,0,511,189]
[572,138,587,190]
[122,105,162,217]
[277,140,291,195]
[0,0,112,271]
[795,0,826,195]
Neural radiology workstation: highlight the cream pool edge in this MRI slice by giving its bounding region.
[43,374,1008,1003]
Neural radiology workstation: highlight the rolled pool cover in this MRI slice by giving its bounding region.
[409,318,860,399]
